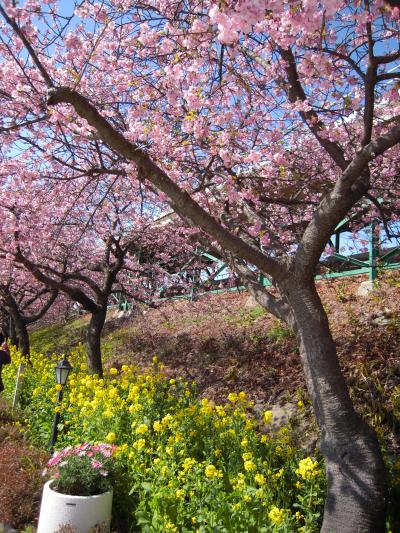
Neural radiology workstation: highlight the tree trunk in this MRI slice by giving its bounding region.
[281,278,387,533]
[86,307,107,375]
[13,315,30,357]
[7,308,30,357]
[8,315,19,348]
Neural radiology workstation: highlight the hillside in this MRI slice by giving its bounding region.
[1,271,399,531]
[30,272,400,454]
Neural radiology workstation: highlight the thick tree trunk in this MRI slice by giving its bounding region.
[86,307,107,375]
[282,279,387,533]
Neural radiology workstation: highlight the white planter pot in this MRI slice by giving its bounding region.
[37,480,113,533]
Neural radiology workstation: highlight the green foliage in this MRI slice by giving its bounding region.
[248,306,267,321]
[333,281,353,303]
[225,306,266,328]
[101,326,134,360]
[266,322,293,344]
[381,270,400,289]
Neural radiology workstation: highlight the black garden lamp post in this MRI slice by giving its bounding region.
[49,357,73,451]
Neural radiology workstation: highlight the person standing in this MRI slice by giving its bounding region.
[0,333,10,393]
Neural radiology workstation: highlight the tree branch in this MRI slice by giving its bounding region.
[295,123,400,274]
[14,249,99,313]
[24,289,58,324]
[279,47,348,170]
[46,86,285,281]
[233,260,293,325]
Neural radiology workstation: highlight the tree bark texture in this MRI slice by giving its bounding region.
[3,302,29,357]
[8,315,19,348]
[11,312,30,357]
[280,279,387,533]
[86,307,107,376]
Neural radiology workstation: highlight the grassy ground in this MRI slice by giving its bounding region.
[30,315,90,355]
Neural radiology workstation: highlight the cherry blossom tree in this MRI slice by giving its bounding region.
[0,265,58,357]
[0,157,191,373]
[1,1,400,530]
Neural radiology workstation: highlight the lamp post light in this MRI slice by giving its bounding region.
[49,357,73,451]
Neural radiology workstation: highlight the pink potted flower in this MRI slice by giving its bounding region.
[37,443,117,533]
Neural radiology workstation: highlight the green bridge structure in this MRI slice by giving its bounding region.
[111,217,400,310]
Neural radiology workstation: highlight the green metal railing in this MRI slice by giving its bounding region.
[111,219,400,307]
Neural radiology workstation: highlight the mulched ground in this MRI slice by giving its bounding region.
[104,274,400,404]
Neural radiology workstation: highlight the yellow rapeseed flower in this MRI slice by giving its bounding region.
[296,457,320,480]
[245,419,254,429]
[106,432,116,443]
[205,464,221,479]
[153,420,163,432]
[244,460,256,472]
[263,410,273,424]
[254,473,266,485]
[228,392,238,403]
[268,506,285,525]
[175,489,185,499]
[136,423,148,435]
[134,439,146,450]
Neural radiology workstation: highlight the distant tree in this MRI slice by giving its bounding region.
[0,275,57,357]
[0,174,190,373]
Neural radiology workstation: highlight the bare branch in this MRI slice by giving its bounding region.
[278,47,348,170]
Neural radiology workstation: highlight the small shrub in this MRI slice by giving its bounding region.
[0,443,47,529]
[334,281,354,303]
